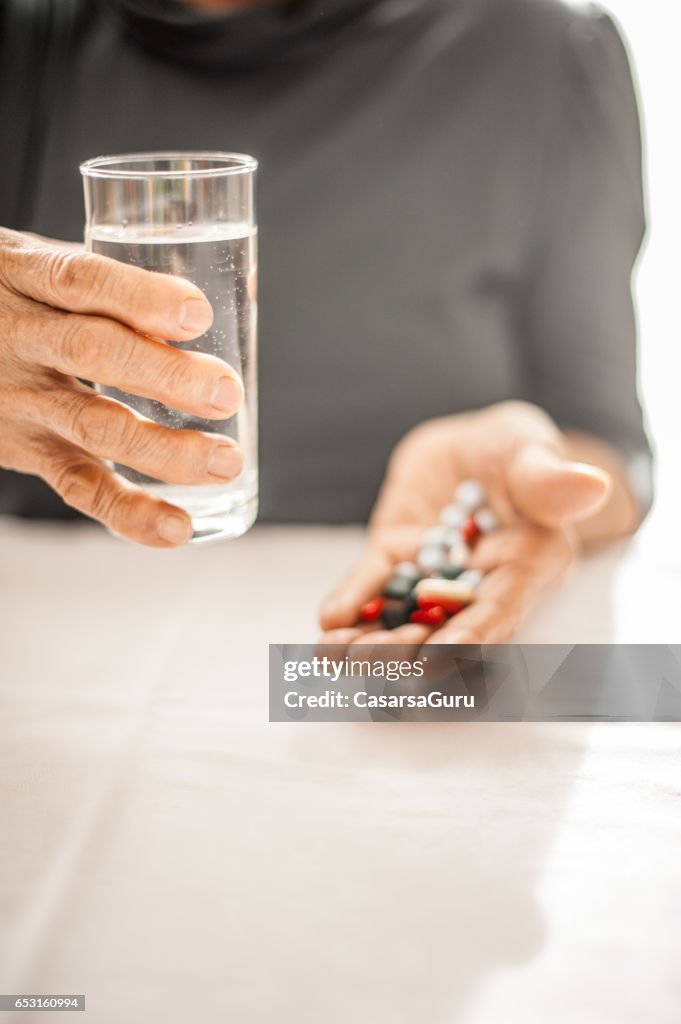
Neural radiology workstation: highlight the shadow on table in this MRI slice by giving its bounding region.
[282,713,588,1023]
[260,644,681,1020]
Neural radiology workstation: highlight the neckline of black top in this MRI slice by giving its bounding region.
[103,0,429,67]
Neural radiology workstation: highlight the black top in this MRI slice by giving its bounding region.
[0,0,652,522]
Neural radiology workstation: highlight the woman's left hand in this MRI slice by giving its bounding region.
[319,401,614,647]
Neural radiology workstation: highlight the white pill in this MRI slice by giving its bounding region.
[458,569,484,589]
[417,545,446,572]
[454,479,486,512]
[440,504,466,529]
[393,561,420,578]
[446,542,470,568]
[421,526,450,547]
[474,508,498,533]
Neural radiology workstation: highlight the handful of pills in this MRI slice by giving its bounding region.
[358,479,498,631]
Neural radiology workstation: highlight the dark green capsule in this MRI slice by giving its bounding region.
[382,595,417,630]
[383,575,418,600]
[435,564,466,580]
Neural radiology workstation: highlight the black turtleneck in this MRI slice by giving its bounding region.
[0,0,651,521]
[108,0,388,66]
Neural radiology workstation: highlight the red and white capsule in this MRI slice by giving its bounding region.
[414,575,481,608]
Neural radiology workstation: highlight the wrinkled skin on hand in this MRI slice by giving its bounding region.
[0,228,244,546]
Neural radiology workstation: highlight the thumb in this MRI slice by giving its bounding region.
[507,443,612,527]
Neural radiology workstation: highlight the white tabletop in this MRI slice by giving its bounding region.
[1,518,680,1023]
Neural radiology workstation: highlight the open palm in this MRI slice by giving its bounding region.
[319,402,610,646]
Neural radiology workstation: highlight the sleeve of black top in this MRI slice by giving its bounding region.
[518,6,653,513]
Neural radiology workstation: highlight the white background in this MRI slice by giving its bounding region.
[605,1,680,559]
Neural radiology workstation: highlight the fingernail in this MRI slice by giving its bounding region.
[157,515,192,545]
[210,375,243,414]
[208,445,243,479]
[179,297,213,333]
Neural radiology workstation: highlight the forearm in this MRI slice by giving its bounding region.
[563,430,642,546]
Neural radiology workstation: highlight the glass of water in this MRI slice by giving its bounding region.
[80,151,258,542]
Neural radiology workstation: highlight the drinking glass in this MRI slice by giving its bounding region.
[80,151,258,542]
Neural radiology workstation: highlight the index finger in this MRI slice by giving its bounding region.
[0,231,213,341]
[319,546,392,631]
[319,526,422,631]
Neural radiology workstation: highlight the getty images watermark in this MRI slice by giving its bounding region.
[281,654,474,712]
[269,645,681,722]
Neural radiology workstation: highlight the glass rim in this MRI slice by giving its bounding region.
[79,151,257,181]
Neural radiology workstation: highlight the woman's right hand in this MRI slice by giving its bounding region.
[0,227,244,546]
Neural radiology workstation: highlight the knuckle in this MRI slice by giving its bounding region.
[46,251,84,299]
[57,316,90,370]
[150,429,186,469]
[141,426,202,481]
[0,234,33,291]
[47,251,108,304]
[123,421,176,470]
[90,471,123,520]
[69,399,135,454]
[389,420,447,479]
[51,455,125,526]
[57,316,118,377]
[395,421,431,455]
[159,352,197,398]
[387,426,428,478]
[52,458,103,513]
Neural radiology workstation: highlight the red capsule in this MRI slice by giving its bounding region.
[359,596,386,623]
[417,596,464,615]
[460,516,480,544]
[410,605,447,627]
